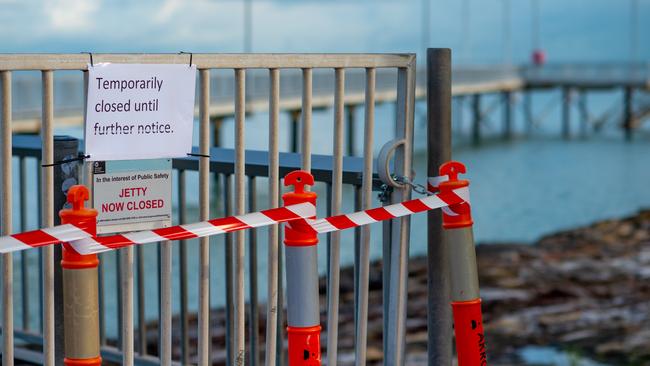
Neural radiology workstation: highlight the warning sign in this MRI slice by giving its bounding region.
[93,161,172,234]
[85,63,196,161]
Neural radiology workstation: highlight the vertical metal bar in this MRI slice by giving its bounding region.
[275,231,285,366]
[38,165,43,333]
[116,251,123,348]
[19,157,29,331]
[178,170,190,365]
[354,67,375,366]
[83,71,93,192]
[265,68,280,366]
[98,256,106,346]
[137,246,147,355]
[42,70,55,366]
[159,238,172,365]
[198,68,211,366]
[327,68,345,366]
[234,68,247,365]
[386,64,415,366]
[353,186,361,330]
[248,177,259,366]
[121,246,134,366]
[301,68,312,172]
[426,48,453,366]
[1,70,14,366]
[224,175,234,366]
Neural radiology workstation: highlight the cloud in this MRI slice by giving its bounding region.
[46,0,100,31]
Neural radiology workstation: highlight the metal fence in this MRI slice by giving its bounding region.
[0,53,416,365]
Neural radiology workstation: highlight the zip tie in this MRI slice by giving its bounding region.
[41,154,90,168]
[81,52,94,67]
[179,51,193,68]
[187,153,210,158]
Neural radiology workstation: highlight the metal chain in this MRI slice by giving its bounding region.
[392,175,431,196]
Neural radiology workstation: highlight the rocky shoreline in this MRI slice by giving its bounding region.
[147,209,650,365]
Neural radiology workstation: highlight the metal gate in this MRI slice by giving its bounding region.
[0,53,416,365]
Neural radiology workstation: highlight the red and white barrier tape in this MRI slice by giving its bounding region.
[305,186,468,234]
[0,224,94,254]
[68,202,316,254]
[0,182,468,255]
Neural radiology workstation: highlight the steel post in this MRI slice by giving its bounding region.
[426,48,453,366]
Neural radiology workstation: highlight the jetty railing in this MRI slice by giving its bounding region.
[0,53,416,365]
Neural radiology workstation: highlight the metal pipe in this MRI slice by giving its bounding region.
[1,70,14,366]
[234,68,247,365]
[354,67,375,366]
[19,157,29,331]
[159,239,172,366]
[198,68,211,366]
[178,170,189,365]
[225,175,234,366]
[301,68,312,172]
[121,246,134,366]
[42,70,55,366]
[327,67,345,366]
[265,68,280,366]
[386,64,415,366]
[0,54,415,71]
[248,177,259,366]
[136,246,147,356]
[426,48,453,366]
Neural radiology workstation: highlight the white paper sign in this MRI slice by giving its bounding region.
[85,63,196,161]
[93,166,172,234]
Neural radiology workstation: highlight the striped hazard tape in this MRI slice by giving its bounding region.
[68,202,316,254]
[69,186,468,255]
[0,182,468,255]
[0,224,94,254]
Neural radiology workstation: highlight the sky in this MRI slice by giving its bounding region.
[0,0,648,65]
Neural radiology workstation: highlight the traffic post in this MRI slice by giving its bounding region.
[59,185,102,366]
[437,161,487,366]
[282,171,322,366]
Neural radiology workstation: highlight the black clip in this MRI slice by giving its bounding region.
[81,52,94,67]
[179,51,193,68]
[42,153,90,168]
[187,153,210,158]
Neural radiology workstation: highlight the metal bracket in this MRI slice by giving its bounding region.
[377,138,407,189]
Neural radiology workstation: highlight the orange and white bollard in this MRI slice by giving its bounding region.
[438,162,488,366]
[282,171,321,366]
[59,185,102,366]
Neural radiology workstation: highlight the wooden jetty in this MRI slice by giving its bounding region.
[10,63,650,143]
